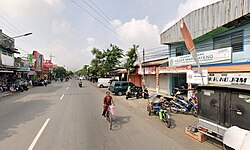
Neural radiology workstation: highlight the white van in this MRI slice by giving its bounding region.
[97,78,111,88]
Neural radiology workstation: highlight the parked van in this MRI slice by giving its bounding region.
[109,81,134,96]
[97,78,111,88]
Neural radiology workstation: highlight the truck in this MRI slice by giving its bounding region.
[197,84,250,148]
[97,78,111,88]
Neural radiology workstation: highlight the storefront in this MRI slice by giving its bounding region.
[157,65,191,95]
[144,66,156,91]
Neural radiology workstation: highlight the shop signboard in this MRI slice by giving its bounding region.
[169,47,232,67]
[138,66,156,75]
[187,70,208,85]
[1,54,14,66]
[209,73,250,85]
[158,65,191,74]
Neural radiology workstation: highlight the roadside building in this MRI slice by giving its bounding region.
[138,59,168,93]
[160,0,250,95]
[0,29,20,88]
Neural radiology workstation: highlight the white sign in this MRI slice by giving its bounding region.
[209,73,250,85]
[169,47,232,66]
[187,70,208,85]
[1,54,14,66]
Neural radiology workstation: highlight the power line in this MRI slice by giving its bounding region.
[85,0,134,44]
[70,0,132,45]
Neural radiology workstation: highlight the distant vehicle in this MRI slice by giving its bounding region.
[109,81,134,96]
[34,79,45,86]
[97,78,111,88]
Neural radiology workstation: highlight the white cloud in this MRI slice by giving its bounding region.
[114,16,161,49]
[50,37,97,71]
[162,0,221,32]
[0,0,64,19]
[52,20,72,36]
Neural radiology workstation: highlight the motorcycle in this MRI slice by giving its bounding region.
[159,101,171,128]
[143,88,149,99]
[126,86,143,100]
[147,95,171,128]
[170,91,197,117]
[79,81,82,87]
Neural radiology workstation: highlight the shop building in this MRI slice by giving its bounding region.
[160,0,250,92]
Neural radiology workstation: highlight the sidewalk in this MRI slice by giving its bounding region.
[0,91,13,99]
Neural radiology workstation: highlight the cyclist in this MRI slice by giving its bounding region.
[102,91,115,117]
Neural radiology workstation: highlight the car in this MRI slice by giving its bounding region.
[97,78,111,88]
[109,81,134,96]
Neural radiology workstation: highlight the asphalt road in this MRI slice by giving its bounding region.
[0,80,221,150]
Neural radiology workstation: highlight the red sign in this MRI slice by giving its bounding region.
[44,60,53,68]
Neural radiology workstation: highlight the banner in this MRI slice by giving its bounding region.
[169,47,232,67]
[180,19,199,66]
[187,70,208,85]
[209,73,250,85]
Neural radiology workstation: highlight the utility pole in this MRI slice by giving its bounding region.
[49,53,55,62]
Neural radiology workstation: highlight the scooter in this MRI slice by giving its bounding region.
[126,86,143,99]
[79,81,82,87]
[143,88,149,99]
[170,93,197,116]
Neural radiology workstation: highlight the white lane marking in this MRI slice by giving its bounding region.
[69,83,71,86]
[28,118,50,150]
[66,87,69,90]
[60,94,65,100]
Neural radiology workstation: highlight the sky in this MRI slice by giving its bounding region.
[0,0,220,71]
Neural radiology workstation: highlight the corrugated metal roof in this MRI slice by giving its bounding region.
[161,0,250,44]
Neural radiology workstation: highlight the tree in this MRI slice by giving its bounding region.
[76,65,89,76]
[53,67,67,78]
[124,45,139,81]
[89,48,105,77]
[88,44,124,78]
[102,44,124,75]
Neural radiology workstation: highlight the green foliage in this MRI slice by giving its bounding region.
[53,67,67,78]
[124,45,138,71]
[83,44,124,78]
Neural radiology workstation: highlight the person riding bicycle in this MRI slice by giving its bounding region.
[102,91,115,117]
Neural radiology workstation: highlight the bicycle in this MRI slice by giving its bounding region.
[106,105,115,130]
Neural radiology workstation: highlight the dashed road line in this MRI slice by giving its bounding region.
[28,118,50,150]
[60,94,65,100]
[66,87,69,90]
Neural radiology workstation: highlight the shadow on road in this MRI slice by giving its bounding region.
[111,116,131,131]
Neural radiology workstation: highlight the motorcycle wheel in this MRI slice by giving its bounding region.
[192,108,198,117]
[136,95,139,99]
[147,106,151,116]
[126,96,128,100]
[170,107,178,114]
[164,113,171,128]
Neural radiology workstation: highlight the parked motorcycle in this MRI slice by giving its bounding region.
[126,86,143,99]
[147,95,171,128]
[159,102,171,128]
[143,88,149,99]
[170,91,197,117]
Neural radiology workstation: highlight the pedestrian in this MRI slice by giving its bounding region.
[102,91,115,117]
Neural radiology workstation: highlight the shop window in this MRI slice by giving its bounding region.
[213,30,243,52]
[175,46,189,56]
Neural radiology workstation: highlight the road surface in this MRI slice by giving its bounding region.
[0,80,221,150]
